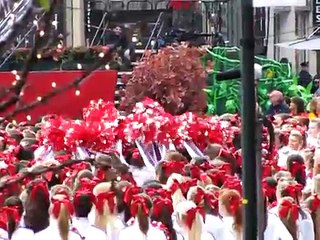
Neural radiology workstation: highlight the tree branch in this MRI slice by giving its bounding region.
[0,44,118,122]
[0,0,59,113]
[0,158,95,191]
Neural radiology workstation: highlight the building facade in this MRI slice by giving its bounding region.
[266,0,319,75]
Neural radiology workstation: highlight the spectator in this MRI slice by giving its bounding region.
[308,98,320,119]
[311,74,320,94]
[298,62,312,88]
[105,24,135,68]
[265,90,290,116]
[290,97,306,116]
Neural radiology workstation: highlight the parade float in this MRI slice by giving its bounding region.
[204,47,312,114]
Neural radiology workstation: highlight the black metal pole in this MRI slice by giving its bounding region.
[240,0,257,239]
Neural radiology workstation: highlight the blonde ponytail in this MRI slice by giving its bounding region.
[58,204,69,240]
[188,212,202,240]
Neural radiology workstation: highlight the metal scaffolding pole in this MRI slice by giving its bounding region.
[240,0,257,239]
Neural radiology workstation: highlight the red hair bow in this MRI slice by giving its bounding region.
[123,185,141,204]
[278,199,299,221]
[207,170,226,186]
[51,197,74,219]
[217,163,232,175]
[130,195,150,217]
[78,178,98,191]
[152,197,173,218]
[310,194,320,212]
[145,188,171,199]
[223,176,242,193]
[1,206,21,226]
[31,181,49,201]
[262,180,276,201]
[284,184,303,199]
[94,191,116,215]
[228,196,241,215]
[190,165,202,179]
[194,188,217,210]
[185,207,205,229]
[194,188,206,205]
[180,179,198,195]
[170,179,182,194]
[162,161,186,176]
[289,161,306,179]
[74,190,95,207]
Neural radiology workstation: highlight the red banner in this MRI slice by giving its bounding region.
[0,70,118,122]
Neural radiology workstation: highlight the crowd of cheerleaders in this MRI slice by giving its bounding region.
[0,97,317,239]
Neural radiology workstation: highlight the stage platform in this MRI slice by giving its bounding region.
[0,70,118,122]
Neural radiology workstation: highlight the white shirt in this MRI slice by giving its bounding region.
[118,219,166,240]
[264,213,293,240]
[221,216,241,240]
[11,226,82,240]
[268,206,312,240]
[0,229,8,240]
[203,214,224,240]
[86,211,125,240]
[277,147,300,168]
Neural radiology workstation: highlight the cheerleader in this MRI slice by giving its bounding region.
[71,189,107,240]
[92,182,125,240]
[174,200,214,240]
[218,189,243,240]
[11,180,81,240]
[187,186,224,240]
[277,197,303,240]
[304,194,320,240]
[278,130,304,168]
[118,193,167,240]
[11,180,51,240]
[273,181,315,240]
[150,196,179,240]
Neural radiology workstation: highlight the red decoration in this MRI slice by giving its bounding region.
[0,70,117,122]
[130,195,150,216]
[185,207,205,229]
[51,196,74,219]
[152,197,173,218]
[94,191,116,215]
[169,0,193,10]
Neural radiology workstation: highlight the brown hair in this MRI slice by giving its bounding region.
[24,180,50,233]
[134,194,153,236]
[203,144,222,160]
[4,196,24,238]
[219,189,243,239]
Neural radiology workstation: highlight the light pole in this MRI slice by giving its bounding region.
[239,0,258,239]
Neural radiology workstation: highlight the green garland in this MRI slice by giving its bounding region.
[203,47,312,115]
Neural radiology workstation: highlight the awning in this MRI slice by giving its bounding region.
[275,37,320,50]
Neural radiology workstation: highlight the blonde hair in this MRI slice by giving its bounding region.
[175,201,203,240]
[166,173,186,209]
[50,194,71,240]
[92,182,117,231]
